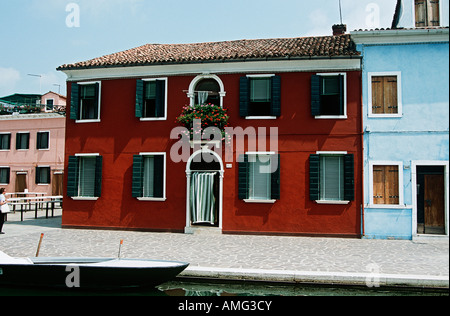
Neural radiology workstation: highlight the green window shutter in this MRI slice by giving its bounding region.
[35,167,41,184]
[70,83,80,120]
[344,154,355,201]
[67,156,80,197]
[271,154,281,200]
[94,156,103,198]
[155,80,166,118]
[309,154,320,201]
[271,76,281,117]
[239,77,250,117]
[135,79,144,118]
[153,155,164,198]
[238,154,249,199]
[311,75,321,116]
[132,155,144,198]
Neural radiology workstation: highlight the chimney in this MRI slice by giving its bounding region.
[332,24,347,36]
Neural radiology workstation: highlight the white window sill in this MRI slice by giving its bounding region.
[75,119,101,124]
[365,204,411,209]
[315,200,350,205]
[71,197,99,201]
[314,115,347,120]
[368,114,402,118]
[140,117,167,121]
[245,116,277,120]
[244,199,277,204]
[137,197,167,202]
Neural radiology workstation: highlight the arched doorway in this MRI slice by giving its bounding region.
[185,148,224,234]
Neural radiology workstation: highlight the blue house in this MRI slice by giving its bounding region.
[352,0,449,240]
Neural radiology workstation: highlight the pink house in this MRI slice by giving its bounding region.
[41,92,67,113]
[0,113,66,195]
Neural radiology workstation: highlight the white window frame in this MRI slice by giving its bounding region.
[368,161,405,208]
[37,131,50,151]
[0,166,10,185]
[245,74,277,120]
[36,165,51,186]
[314,73,347,120]
[71,153,100,201]
[76,81,102,124]
[140,78,168,122]
[0,133,11,151]
[368,72,403,118]
[243,151,277,204]
[45,98,54,112]
[137,152,167,201]
[16,132,30,151]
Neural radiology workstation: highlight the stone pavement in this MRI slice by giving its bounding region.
[1,210,449,288]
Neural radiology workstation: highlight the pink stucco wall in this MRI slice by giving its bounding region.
[0,113,65,195]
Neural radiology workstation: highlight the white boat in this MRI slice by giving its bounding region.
[0,251,189,289]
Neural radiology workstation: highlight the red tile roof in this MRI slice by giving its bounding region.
[58,34,359,70]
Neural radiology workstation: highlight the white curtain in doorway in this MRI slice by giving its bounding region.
[190,172,216,225]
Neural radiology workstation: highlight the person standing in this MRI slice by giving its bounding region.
[0,188,8,234]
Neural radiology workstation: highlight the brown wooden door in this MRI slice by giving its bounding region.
[424,174,445,234]
[52,173,64,196]
[15,173,27,193]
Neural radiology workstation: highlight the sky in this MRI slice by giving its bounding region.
[0,0,397,97]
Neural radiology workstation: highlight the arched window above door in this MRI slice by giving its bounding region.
[187,74,226,108]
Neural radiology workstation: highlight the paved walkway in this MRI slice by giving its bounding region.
[1,210,448,288]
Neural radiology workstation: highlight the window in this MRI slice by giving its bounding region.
[311,73,347,118]
[415,0,440,27]
[36,167,51,185]
[70,82,101,121]
[240,75,281,118]
[0,134,11,150]
[37,132,50,150]
[369,73,402,117]
[195,79,221,106]
[370,163,403,206]
[45,99,54,112]
[310,153,354,203]
[238,153,280,202]
[0,167,10,184]
[135,79,167,120]
[67,155,103,199]
[16,132,30,150]
[132,154,166,200]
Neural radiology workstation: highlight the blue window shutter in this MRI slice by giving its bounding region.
[67,156,79,197]
[70,83,79,120]
[309,154,320,201]
[240,77,250,117]
[132,155,144,198]
[271,76,281,117]
[94,156,103,198]
[155,80,166,118]
[238,155,249,199]
[135,79,144,118]
[344,154,355,201]
[311,75,321,116]
[271,154,281,200]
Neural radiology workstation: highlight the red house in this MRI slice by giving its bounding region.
[57,31,363,237]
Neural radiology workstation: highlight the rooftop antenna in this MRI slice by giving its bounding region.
[339,0,343,24]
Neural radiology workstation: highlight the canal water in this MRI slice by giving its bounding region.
[0,280,448,296]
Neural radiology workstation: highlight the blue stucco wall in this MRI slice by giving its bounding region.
[359,41,449,240]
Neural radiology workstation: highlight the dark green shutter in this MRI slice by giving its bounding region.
[94,156,103,198]
[132,155,144,198]
[238,155,249,199]
[155,80,165,118]
[271,154,281,200]
[153,155,164,198]
[135,79,144,118]
[35,167,41,184]
[70,83,79,120]
[309,154,320,201]
[5,168,10,184]
[67,156,79,197]
[93,83,100,119]
[311,75,321,116]
[344,154,355,201]
[239,77,250,117]
[339,75,345,115]
[271,76,281,117]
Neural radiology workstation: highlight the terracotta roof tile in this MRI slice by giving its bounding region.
[58,34,359,70]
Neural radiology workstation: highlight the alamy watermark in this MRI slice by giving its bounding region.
[365,3,381,29]
[66,3,80,28]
